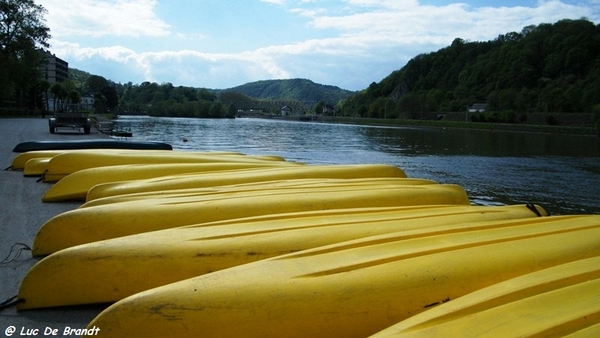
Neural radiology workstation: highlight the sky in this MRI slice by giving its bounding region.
[36,0,600,91]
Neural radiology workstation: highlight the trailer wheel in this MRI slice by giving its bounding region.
[49,118,56,134]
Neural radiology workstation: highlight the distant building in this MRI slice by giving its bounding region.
[40,50,68,84]
[281,105,292,116]
[469,103,487,113]
[80,94,95,111]
[39,50,69,111]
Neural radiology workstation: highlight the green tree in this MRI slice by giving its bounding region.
[50,82,67,110]
[35,79,49,110]
[93,92,107,114]
[0,0,50,107]
[227,103,237,118]
[198,88,217,101]
[68,89,81,112]
[209,101,224,118]
[100,85,119,110]
[313,101,324,114]
[84,75,109,94]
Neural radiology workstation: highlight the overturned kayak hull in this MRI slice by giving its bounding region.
[32,184,469,256]
[86,215,600,338]
[42,162,305,202]
[23,158,51,176]
[12,139,173,152]
[369,255,600,337]
[81,177,436,208]
[85,164,407,202]
[42,150,288,182]
[17,204,545,309]
[9,150,67,170]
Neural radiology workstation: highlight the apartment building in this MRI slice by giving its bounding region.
[40,50,69,111]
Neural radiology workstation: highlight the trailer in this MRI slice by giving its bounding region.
[49,113,92,134]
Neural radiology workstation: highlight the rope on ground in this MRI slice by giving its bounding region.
[36,170,47,182]
[0,295,24,310]
[0,243,32,264]
[526,203,544,217]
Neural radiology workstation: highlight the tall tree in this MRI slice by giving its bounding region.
[0,0,50,107]
[84,75,109,94]
[50,82,66,110]
[100,85,119,110]
[68,89,81,111]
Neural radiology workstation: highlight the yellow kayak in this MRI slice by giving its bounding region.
[42,162,305,202]
[17,204,545,309]
[23,157,52,176]
[32,184,469,256]
[369,255,600,337]
[9,150,66,170]
[81,177,436,208]
[41,150,284,182]
[46,164,406,203]
[9,148,192,170]
[85,215,600,338]
[84,164,407,202]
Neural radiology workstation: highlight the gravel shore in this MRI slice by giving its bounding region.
[1,118,108,336]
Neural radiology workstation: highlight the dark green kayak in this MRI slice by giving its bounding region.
[13,140,173,152]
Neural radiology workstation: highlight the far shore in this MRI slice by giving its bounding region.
[3,112,599,137]
[267,115,600,137]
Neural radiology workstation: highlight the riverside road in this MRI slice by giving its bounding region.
[0,118,107,337]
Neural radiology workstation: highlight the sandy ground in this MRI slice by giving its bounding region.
[0,118,108,337]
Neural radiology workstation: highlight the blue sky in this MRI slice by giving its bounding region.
[37,0,599,91]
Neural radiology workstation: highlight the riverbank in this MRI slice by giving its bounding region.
[286,115,600,137]
[0,118,107,334]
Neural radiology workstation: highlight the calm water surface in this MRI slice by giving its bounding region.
[113,116,600,215]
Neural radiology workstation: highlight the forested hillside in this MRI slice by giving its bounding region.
[114,79,352,118]
[219,79,354,103]
[119,82,234,118]
[340,19,600,124]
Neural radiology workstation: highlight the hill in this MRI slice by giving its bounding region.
[67,70,353,115]
[219,79,355,104]
[340,18,600,126]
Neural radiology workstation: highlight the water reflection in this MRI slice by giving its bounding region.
[113,116,600,215]
[361,126,600,157]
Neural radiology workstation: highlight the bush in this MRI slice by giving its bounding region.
[0,108,28,117]
[502,110,517,123]
[519,113,527,123]
[470,112,485,122]
[545,114,559,125]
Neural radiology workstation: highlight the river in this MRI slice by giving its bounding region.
[112,116,600,215]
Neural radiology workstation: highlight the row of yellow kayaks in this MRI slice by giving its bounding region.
[8,147,600,337]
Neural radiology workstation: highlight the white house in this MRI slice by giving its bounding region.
[468,103,487,113]
[80,94,95,111]
[281,106,292,116]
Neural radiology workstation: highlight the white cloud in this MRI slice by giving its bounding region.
[174,32,206,41]
[310,0,594,44]
[38,0,170,37]
[43,1,600,90]
[260,0,286,5]
[343,0,419,10]
[50,38,291,88]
